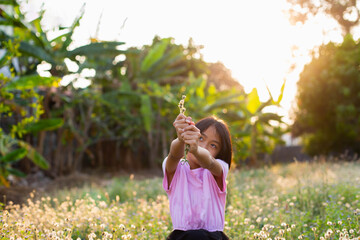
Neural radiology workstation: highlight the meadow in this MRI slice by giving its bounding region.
[0,160,359,240]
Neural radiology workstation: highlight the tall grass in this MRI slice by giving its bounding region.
[0,161,359,239]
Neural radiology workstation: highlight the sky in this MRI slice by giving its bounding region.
[23,0,348,124]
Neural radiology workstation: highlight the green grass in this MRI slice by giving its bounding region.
[1,161,359,239]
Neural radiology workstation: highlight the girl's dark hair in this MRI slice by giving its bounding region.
[195,116,232,168]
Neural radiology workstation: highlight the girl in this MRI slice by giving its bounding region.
[162,114,232,240]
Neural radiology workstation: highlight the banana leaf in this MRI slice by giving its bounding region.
[275,79,286,104]
[0,0,18,6]
[7,167,26,177]
[256,99,273,113]
[18,141,49,169]
[246,88,261,114]
[0,148,27,164]
[19,41,56,64]
[0,9,24,28]
[145,47,184,77]
[24,118,64,134]
[5,75,60,90]
[141,38,170,72]
[203,93,245,112]
[67,42,126,59]
[266,79,286,105]
[258,113,283,124]
[140,95,153,133]
[157,66,187,79]
[30,13,50,47]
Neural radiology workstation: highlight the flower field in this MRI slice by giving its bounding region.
[0,161,359,239]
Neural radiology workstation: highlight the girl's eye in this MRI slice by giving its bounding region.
[211,144,217,149]
[199,136,204,141]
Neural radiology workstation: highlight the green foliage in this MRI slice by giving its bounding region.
[0,2,125,78]
[207,82,287,165]
[247,88,261,114]
[140,95,153,133]
[23,118,64,134]
[4,75,60,90]
[1,0,288,173]
[0,36,61,186]
[293,34,360,156]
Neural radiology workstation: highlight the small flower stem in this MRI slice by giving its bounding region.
[178,95,189,165]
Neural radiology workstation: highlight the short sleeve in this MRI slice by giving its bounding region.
[162,157,180,194]
[215,159,229,193]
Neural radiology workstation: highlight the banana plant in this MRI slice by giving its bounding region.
[0,1,126,78]
[243,80,287,166]
[121,37,208,166]
[201,80,287,165]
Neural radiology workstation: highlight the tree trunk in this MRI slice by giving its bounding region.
[96,141,103,169]
[53,128,65,176]
[147,131,155,168]
[37,132,45,155]
[115,141,121,170]
[124,148,133,170]
[66,140,74,173]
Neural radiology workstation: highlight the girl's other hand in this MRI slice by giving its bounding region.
[173,114,194,142]
[173,113,192,142]
[181,124,201,154]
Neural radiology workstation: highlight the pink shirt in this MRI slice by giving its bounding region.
[162,157,229,232]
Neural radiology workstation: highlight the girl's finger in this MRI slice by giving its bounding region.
[183,124,200,132]
[185,116,192,124]
[174,123,189,131]
[181,131,201,140]
[176,114,186,120]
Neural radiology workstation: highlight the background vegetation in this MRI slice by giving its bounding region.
[0,0,287,183]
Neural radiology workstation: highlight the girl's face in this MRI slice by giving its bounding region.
[198,125,221,158]
[188,125,221,168]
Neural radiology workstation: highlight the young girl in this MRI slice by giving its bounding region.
[162,114,232,240]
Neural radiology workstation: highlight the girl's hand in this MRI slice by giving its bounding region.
[181,124,201,154]
[173,114,194,142]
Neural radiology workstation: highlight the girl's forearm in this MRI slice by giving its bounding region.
[193,147,223,177]
[167,138,185,171]
[169,138,185,159]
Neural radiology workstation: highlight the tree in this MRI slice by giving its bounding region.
[286,0,360,35]
[291,35,360,156]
